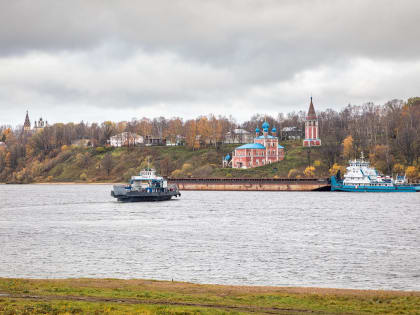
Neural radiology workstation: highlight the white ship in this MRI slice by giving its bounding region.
[331,153,419,192]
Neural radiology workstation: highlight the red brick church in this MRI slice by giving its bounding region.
[230,121,285,169]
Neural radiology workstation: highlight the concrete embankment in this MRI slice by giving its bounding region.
[168,178,330,191]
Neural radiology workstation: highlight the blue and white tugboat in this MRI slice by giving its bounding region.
[111,168,181,201]
[331,153,420,192]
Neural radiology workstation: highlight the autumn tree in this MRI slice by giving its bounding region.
[369,145,393,174]
[100,121,116,145]
[185,119,198,149]
[342,135,354,160]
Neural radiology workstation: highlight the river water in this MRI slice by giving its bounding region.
[0,184,419,291]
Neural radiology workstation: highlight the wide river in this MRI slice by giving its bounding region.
[0,184,419,291]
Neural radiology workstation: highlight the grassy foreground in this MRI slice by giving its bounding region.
[0,278,419,314]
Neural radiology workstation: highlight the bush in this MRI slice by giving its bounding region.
[329,163,346,176]
[80,173,88,181]
[393,163,405,174]
[95,147,106,153]
[288,168,299,178]
[304,166,315,178]
[405,166,418,179]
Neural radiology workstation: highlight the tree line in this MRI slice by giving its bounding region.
[0,97,419,182]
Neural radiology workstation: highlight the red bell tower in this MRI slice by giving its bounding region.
[303,97,321,147]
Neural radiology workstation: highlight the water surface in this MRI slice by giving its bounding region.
[0,184,419,290]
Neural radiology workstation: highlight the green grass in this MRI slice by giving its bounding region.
[0,278,418,314]
[0,298,237,315]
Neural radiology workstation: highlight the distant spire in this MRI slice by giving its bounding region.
[307,97,316,120]
[24,110,31,130]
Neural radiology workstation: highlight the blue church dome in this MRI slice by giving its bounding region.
[262,121,269,129]
[271,127,277,133]
[255,127,260,133]
[225,154,231,161]
[263,128,268,133]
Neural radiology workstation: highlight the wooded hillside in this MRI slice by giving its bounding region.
[1,97,419,183]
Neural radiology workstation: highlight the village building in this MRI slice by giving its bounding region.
[280,126,302,140]
[224,128,254,144]
[303,97,321,147]
[229,121,285,169]
[166,135,185,146]
[144,135,165,146]
[109,132,144,147]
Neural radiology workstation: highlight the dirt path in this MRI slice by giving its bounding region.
[0,292,341,315]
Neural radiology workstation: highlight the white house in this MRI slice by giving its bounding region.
[109,132,144,147]
[224,129,254,144]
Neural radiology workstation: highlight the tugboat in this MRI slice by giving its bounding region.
[331,153,420,192]
[111,168,181,201]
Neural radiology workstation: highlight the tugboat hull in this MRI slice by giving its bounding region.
[331,176,420,192]
[111,190,181,202]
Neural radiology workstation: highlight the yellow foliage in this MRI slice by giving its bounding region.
[329,163,346,176]
[313,160,321,167]
[405,166,418,179]
[393,163,405,173]
[80,173,88,181]
[304,166,315,178]
[61,145,70,151]
[181,163,193,172]
[342,135,353,159]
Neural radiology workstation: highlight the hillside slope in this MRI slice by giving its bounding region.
[6,142,330,183]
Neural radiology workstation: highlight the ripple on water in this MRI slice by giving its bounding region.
[0,185,419,290]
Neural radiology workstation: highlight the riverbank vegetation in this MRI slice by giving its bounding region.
[0,278,418,314]
[1,97,419,183]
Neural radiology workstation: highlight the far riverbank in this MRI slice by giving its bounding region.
[7,178,332,191]
[0,278,418,314]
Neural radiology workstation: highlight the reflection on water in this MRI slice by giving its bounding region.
[0,184,419,290]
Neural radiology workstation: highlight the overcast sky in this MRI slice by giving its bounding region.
[1,0,419,126]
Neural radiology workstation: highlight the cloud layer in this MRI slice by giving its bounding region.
[1,0,420,125]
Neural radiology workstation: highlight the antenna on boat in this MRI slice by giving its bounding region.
[360,151,364,160]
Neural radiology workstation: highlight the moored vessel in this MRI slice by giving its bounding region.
[331,153,420,192]
[111,168,181,201]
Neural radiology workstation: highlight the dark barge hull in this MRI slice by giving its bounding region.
[111,190,181,202]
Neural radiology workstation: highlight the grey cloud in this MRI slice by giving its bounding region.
[1,1,420,125]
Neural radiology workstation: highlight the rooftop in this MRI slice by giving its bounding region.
[236,143,266,149]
